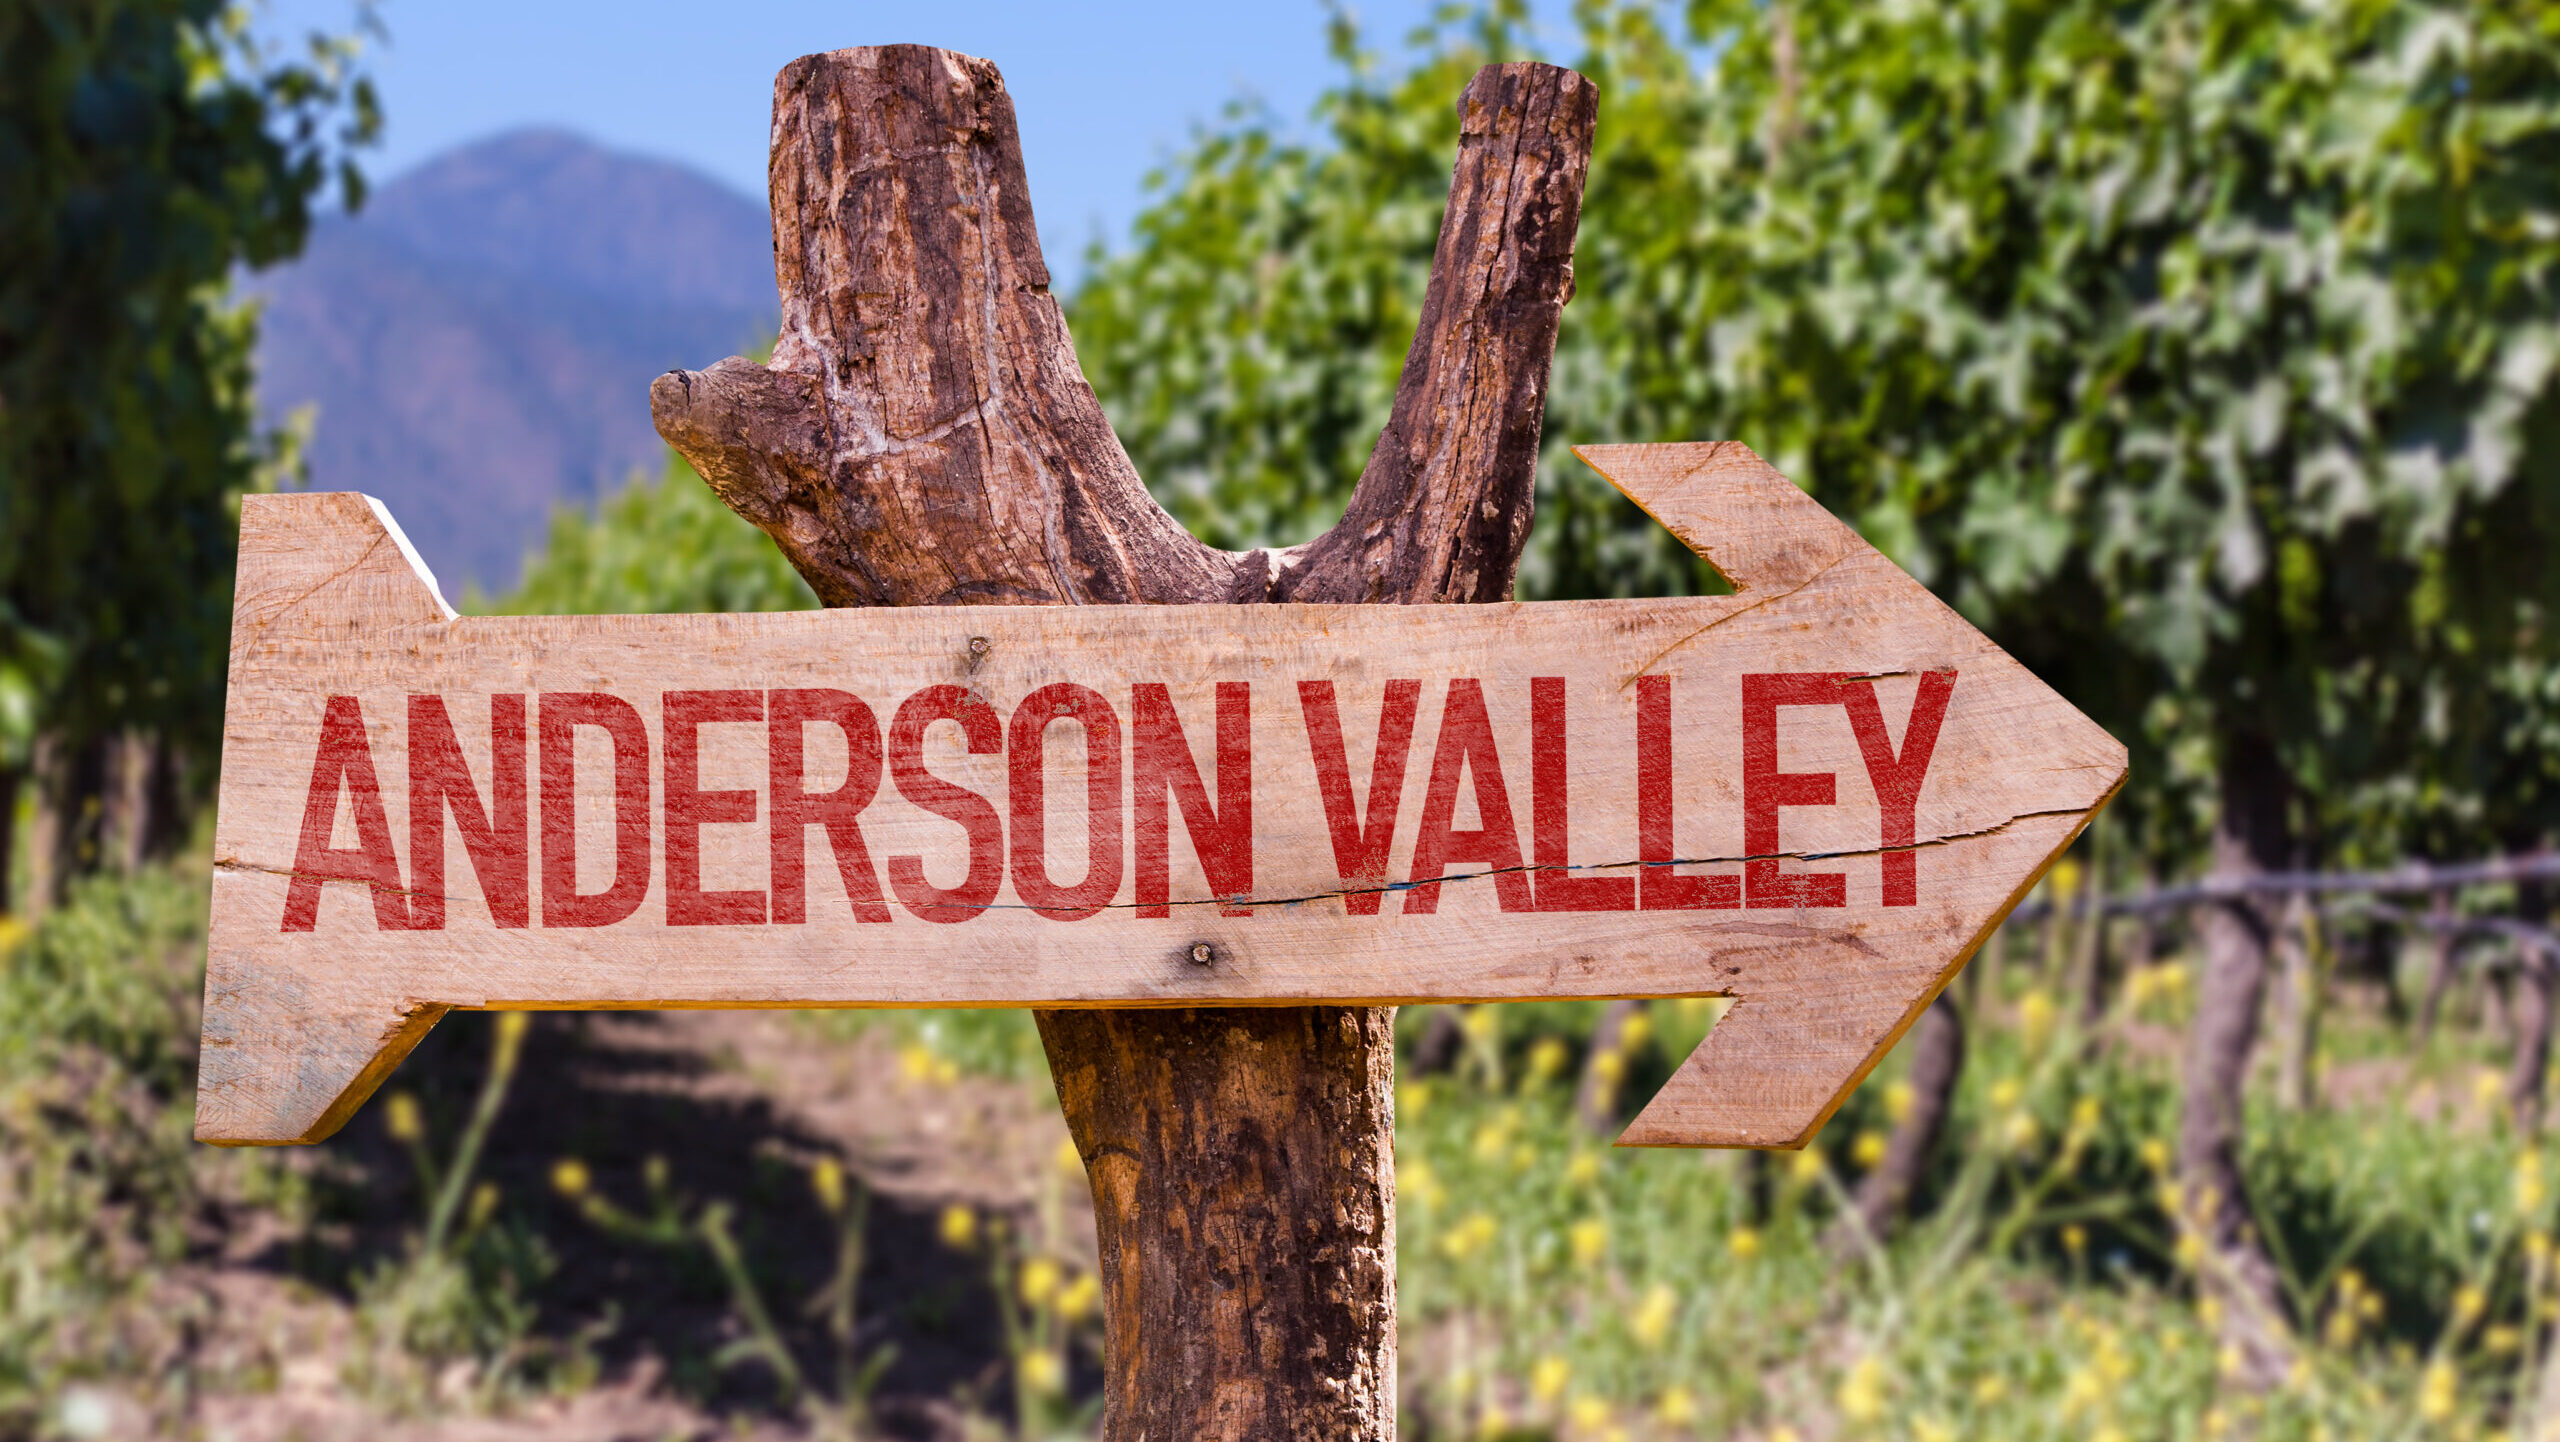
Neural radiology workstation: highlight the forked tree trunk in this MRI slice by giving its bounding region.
[2178,730,2296,1387]
[652,45,1595,1439]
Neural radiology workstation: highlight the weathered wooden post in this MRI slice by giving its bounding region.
[192,40,2126,1442]
[650,47,1594,1435]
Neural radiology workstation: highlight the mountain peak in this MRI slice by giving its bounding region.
[252,129,777,591]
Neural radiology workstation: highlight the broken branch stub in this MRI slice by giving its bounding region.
[650,45,1226,608]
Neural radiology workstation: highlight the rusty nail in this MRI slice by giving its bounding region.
[1189,942,1215,966]
[967,636,990,656]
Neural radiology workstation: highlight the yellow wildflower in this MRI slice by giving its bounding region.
[1019,1256,1061,1308]
[1511,1143,1537,1173]
[383,1091,423,1144]
[1567,1394,1610,1432]
[1476,1406,1512,1440]
[1789,1148,1826,1184]
[2050,858,2082,900]
[2001,1109,2040,1152]
[1053,1136,1085,1177]
[938,1203,977,1249]
[1988,1078,2023,1110]
[2418,1359,2457,1423]
[1655,1385,1696,1426]
[550,1157,591,1199]
[2062,1223,2088,1257]
[1463,1007,1500,1042]
[2139,1136,2173,1173]
[1884,1079,1915,1123]
[899,1043,937,1083]
[811,1157,847,1214]
[1631,1284,1677,1348]
[1527,1035,1570,1082]
[2517,1150,2547,1216]
[2486,1324,2523,1356]
[1972,1373,2007,1405]
[1836,1356,1886,1424]
[1913,1419,1955,1442]
[1056,1273,1100,1324]
[494,1009,530,1046]
[2476,1067,2508,1109]
[1568,1218,1609,1267]
[1590,1049,1627,1086]
[1398,1078,1432,1119]
[2159,1180,2188,1221]
[1530,1354,1571,1404]
[1770,1429,1802,1442]
[2020,990,2058,1048]
[1405,1160,1446,1211]
[1728,1225,1762,1260]
[2070,1094,2103,1135]
[1018,1348,1063,1395]
[1852,1129,1888,1169]
[466,1181,498,1229]
[1565,1152,1602,1189]
[2453,1283,2487,1328]
[1442,1211,1498,1261]
[1620,1010,1653,1050]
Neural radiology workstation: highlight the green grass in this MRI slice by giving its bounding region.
[1386,976,2543,1440]
[7,858,2552,1440]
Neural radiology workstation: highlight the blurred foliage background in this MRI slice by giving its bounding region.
[4,0,2560,1438]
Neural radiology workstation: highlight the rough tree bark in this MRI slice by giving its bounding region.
[2178,731,2297,1386]
[651,45,1595,1439]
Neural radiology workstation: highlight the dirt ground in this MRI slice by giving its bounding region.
[137,1009,1098,1441]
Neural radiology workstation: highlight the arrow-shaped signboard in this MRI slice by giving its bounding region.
[198,441,2124,1148]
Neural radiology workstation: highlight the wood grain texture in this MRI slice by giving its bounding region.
[198,445,2123,1149]
[201,48,2119,1442]
[643,50,1594,1441]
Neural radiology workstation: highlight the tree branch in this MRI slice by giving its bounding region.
[651,45,1595,1441]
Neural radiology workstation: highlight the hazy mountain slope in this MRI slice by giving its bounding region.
[249,129,775,592]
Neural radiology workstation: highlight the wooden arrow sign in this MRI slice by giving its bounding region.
[197,441,2124,1148]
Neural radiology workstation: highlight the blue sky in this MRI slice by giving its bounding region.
[251,1,1576,269]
